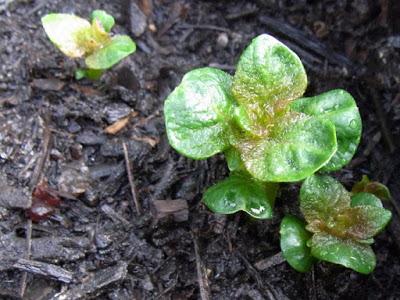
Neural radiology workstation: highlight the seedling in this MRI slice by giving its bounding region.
[164,34,361,218]
[280,175,392,274]
[352,175,391,201]
[41,10,136,80]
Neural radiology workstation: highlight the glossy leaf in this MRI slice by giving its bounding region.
[203,173,277,219]
[300,175,351,222]
[291,89,362,171]
[239,115,337,182]
[352,175,391,201]
[280,215,315,272]
[232,34,307,110]
[164,68,234,159]
[91,10,115,32]
[85,35,136,69]
[351,192,383,208]
[41,14,91,57]
[224,147,246,172]
[310,233,376,274]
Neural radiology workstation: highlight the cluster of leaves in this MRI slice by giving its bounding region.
[164,34,361,218]
[280,175,392,274]
[42,10,136,80]
[164,34,392,274]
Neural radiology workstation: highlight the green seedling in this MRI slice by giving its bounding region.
[280,175,392,274]
[164,34,361,218]
[41,10,136,80]
[352,175,391,201]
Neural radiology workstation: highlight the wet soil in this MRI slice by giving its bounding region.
[1,0,400,299]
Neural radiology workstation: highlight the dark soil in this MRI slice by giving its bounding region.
[1,0,400,299]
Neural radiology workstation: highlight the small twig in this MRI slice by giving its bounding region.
[192,232,211,300]
[236,250,277,300]
[369,88,396,153]
[30,117,52,189]
[225,7,258,20]
[19,219,32,298]
[122,142,141,214]
[178,24,231,33]
[21,116,52,297]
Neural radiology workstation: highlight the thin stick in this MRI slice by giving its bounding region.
[192,232,211,300]
[122,141,141,214]
[19,219,32,298]
[21,116,52,297]
[178,24,231,33]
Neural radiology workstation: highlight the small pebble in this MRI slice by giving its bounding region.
[217,32,229,48]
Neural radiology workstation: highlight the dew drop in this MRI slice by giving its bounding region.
[349,119,358,129]
[250,206,265,215]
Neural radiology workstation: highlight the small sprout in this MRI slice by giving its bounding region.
[164,34,361,218]
[41,10,136,80]
[280,175,392,274]
[352,175,391,201]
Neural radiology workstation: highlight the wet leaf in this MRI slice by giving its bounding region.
[224,147,246,172]
[91,10,115,32]
[310,233,376,274]
[351,192,383,208]
[41,14,91,57]
[291,89,361,171]
[203,173,277,219]
[280,215,315,272]
[239,115,337,182]
[352,175,391,201]
[85,35,136,69]
[300,175,351,222]
[164,68,234,159]
[232,34,307,111]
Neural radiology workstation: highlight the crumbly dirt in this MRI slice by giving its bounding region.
[1,0,400,299]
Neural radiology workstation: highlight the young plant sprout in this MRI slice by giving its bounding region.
[41,10,136,80]
[280,175,392,274]
[352,175,391,201]
[164,34,361,218]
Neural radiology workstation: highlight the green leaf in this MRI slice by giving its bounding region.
[239,115,337,182]
[224,148,246,172]
[300,175,350,223]
[310,233,376,274]
[85,35,136,69]
[75,68,104,80]
[41,13,91,58]
[164,68,234,159]
[291,89,362,171]
[352,175,391,201]
[351,192,383,208]
[91,10,115,32]
[280,215,315,272]
[337,206,392,240]
[203,173,277,219]
[232,34,307,111]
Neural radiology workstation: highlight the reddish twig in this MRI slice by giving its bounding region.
[122,141,141,214]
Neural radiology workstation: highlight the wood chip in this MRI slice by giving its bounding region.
[104,112,137,135]
[151,199,189,222]
[13,258,73,283]
[131,135,159,147]
[31,79,65,91]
